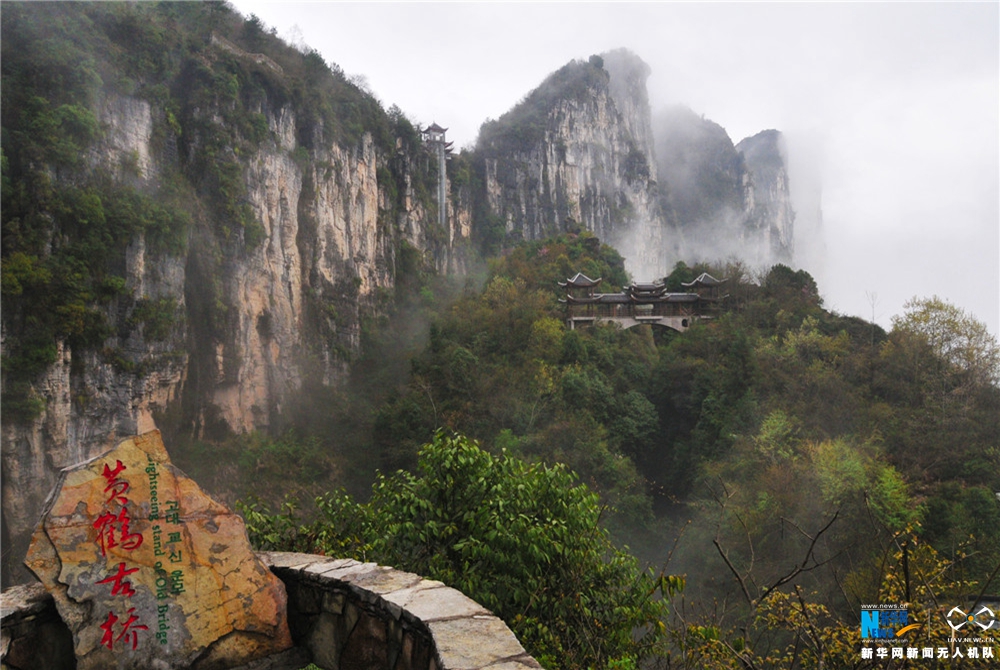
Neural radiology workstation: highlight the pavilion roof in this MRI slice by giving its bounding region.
[562,292,699,304]
[423,122,448,133]
[681,273,727,288]
[559,273,602,288]
[628,283,668,297]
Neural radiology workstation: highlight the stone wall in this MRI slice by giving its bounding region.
[0,552,540,670]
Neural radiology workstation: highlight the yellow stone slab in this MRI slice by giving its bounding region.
[25,430,292,669]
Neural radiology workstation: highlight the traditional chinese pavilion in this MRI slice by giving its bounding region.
[559,272,727,332]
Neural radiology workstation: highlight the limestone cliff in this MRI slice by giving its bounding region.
[652,106,795,266]
[736,130,795,264]
[475,50,669,278]
[0,3,470,582]
[470,50,797,279]
[654,106,744,230]
[0,2,801,584]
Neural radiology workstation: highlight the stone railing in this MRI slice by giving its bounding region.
[1,551,540,670]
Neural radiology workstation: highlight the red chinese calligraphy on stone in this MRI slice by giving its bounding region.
[99,610,118,650]
[116,607,148,651]
[96,562,140,598]
[93,507,143,556]
[101,459,130,506]
[94,511,119,555]
[104,479,130,506]
[102,459,126,481]
[99,608,148,651]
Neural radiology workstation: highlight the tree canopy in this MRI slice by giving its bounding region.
[892,295,1000,387]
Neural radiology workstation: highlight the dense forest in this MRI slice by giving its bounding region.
[2,3,999,669]
[242,231,1000,668]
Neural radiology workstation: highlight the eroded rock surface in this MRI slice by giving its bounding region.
[24,430,292,669]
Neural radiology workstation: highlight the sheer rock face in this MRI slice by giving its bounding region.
[602,49,657,160]
[1,90,470,582]
[471,49,797,280]
[24,431,292,670]
[654,106,746,232]
[477,50,670,279]
[653,107,795,266]
[736,130,795,264]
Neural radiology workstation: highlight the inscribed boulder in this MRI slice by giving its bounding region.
[24,430,292,669]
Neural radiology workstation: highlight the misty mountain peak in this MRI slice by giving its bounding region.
[601,49,654,153]
[474,50,663,270]
[652,107,794,264]
[600,48,652,82]
[736,129,787,180]
[654,105,745,225]
[737,129,794,262]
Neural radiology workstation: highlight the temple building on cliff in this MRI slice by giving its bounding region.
[559,272,726,332]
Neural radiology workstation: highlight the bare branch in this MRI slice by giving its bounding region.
[721,639,761,670]
[863,494,945,614]
[759,510,840,604]
[661,519,691,573]
[794,584,824,660]
[734,510,757,578]
[968,558,1000,615]
[714,537,754,605]
[415,377,439,425]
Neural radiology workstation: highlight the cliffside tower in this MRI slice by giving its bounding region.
[422,123,453,234]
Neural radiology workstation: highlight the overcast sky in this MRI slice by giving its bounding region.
[231,1,999,337]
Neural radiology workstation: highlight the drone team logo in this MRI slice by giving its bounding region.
[860,603,999,662]
[947,605,997,632]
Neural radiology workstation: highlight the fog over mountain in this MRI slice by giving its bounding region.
[232,2,999,338]
[3,9,997,660]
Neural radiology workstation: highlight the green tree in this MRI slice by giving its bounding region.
[892,295,1000,387]
[243,431,675,669]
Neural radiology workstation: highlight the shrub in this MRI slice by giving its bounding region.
[242,431,675,669]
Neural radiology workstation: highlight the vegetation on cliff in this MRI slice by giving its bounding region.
[0,1,433,427]
[478,55,610,157]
